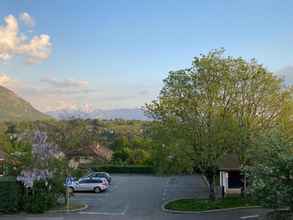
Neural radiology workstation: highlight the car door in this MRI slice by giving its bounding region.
[77,179,90,191]
[86,179,100,191]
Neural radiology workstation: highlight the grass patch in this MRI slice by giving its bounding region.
[165,196,259,212]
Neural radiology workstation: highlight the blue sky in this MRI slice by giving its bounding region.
[0,0,293,112]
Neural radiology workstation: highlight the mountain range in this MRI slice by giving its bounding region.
[0,85,51,122]
[0,85,150,121]
[46,108,150,121]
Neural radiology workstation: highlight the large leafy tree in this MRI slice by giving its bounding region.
[146,49,292,199]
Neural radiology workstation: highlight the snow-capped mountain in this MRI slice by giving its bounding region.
[46,108,150,121]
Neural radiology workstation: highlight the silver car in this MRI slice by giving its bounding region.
[80,172,112,184]
[66,178,108,193]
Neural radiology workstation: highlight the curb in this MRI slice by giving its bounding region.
[48,203,88,213]
[161,199,261,214]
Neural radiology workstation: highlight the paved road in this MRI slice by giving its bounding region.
[0,174,267,220]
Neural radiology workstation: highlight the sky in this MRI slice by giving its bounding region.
[0,0,293,112]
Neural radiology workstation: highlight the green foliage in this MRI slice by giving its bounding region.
[112,147,152,165]
[0,176,21,213]
[0,124,11,150]
[1,119,154,167]
[71,168,87,179]
[92,165,154,174]
[247,135,293,211]
[0,178,63,214]
[1,129,67,213]
[47,119,100,159]
[145,49,292,199]
[127,148,152,165]
[21,180,59,213]
[152,142,194,175]
[265,210,293,220]
[165,196,258,211]
[5,140,33,175]
[112,148,131,164]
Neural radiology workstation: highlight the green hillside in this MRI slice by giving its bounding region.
[0,85,51,122]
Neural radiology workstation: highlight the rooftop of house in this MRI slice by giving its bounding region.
[218,154,241,171]
[90,143,113,161]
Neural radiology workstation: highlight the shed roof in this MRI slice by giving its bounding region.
[218,154,241,171]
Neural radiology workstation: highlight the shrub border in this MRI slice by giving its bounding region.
[92,165,154,174]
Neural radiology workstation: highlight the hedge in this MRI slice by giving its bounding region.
[0,177,60,213]
[91,165,154,174]
[22,180,59,213]
[0,176,22,213]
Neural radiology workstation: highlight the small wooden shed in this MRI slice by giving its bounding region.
[218,154,242,195]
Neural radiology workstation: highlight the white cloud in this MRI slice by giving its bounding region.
[0,13,52,63]
[19,12,35,29]
[40,77,89,88]
[0,74,93,112]
[0,74,153,112]
[0,73,11,85]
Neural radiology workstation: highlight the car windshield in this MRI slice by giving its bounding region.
[1,2,291,220]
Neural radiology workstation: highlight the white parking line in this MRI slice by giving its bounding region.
[72,198,103,202]
[79,211,124,215]
[79,205,128,216]
[161,177,172,201]
[26,218,64,220]
[121,204,129,215]
[240,215,259,219]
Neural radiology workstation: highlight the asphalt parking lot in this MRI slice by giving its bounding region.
[71,174,209,217]
[0,174,268,220]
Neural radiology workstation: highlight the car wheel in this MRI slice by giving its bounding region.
[94,187,101,193]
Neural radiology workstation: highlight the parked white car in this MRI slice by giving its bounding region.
[66,178,109,193]
[80,172,112,184]
[78,176,110,186]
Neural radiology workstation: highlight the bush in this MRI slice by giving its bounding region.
[264,210,293,220]
[92,165,154,174]
[0,177,61,214]
[0,176,22,213]
[22,180,57,213]
[112,148,152,166]
[247,137,293,211]
[71,168,87,179]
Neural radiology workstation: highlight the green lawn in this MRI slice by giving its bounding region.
[165,196,259,212]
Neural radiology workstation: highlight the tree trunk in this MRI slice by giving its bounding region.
[241,173,247,197]
[206,171,216,200]
[241,171,247,197]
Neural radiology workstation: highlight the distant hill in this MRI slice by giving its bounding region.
[0,85,51,122]
[47,108,151,121]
